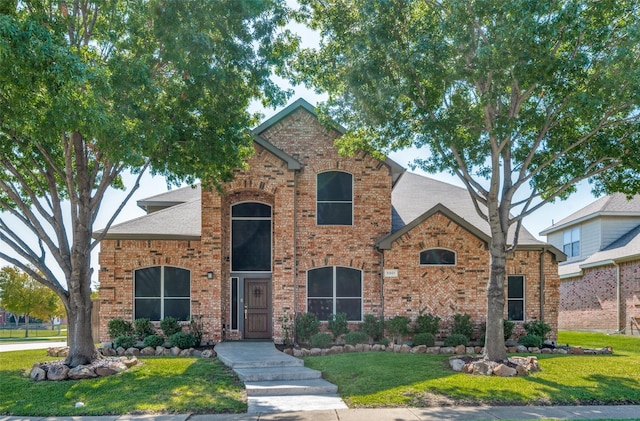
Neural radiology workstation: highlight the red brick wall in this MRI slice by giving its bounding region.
[382,212,559,340]
[559,260,640,332]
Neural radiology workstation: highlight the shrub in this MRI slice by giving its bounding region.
[328,313,349,341]
[451,313,474,339]
[108,318,133,340]
[310,333,333,348]
[295,312,320,344]
[378,337,390,346]
[444,333,468,347]
[160,317,182,337]
[412,332,436,347]
[189,316,204,346]
[524,320,552,339]
[169,332,196,349]
[115,335,136,349]
[503,319,515,340]
[133,318,155,340]
[413,313,440,336]
[386,315,411,344]
[344,331,368,345]
[143,334,165,348]
[518,334,543,348]
[362,314,384,343]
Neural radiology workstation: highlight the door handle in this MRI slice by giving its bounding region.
[244,306,248,319]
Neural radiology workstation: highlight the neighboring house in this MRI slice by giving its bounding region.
[540,194,640,333]
[96,99,564,344]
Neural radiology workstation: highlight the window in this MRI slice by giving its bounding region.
[420,248,456,265]
[317,171,353,225]
[307,266,362,321]
[507,275,524,321]
[134,266,190,321]
[563,226,580,258]
[231,202,272,272]
[230,277,239,330]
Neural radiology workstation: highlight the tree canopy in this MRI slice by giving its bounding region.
[0,0,295,365]
[296,0,640,360]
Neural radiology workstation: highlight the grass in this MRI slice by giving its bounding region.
[0,349,246,416]
[0,327,67,340]
[303,331,640,408]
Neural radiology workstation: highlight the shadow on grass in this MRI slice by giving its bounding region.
[0,357,247,416]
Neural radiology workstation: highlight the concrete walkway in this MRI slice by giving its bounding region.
[0,340,67,352]
[214,341,347,413]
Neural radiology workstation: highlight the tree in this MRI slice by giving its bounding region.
[0,0,295,366]
[296,0,640,361]
[0,266,63,337]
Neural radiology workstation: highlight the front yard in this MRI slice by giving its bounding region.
[1,331,639,416]
[304,331,640,407]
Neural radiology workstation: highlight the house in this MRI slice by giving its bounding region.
[96,98,564,344]
[540,194,640,333]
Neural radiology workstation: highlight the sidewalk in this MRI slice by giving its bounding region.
[0,340,67,353]
[2,405,640,420]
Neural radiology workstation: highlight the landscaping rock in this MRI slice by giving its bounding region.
[440,347,455,354]
[371,344,384,352]
[68,365,97,380]
[47,363,70,381]
[122,356,138,367]
[200,349,215,358]
[516,345,528,353]
[344,344,355,353]
[330,345,344,354]
[125,347,140,356]
[449,358,466,372]
[472,361,498,376]
[554,348,567,354]
[170,346,181,356]
[30,366,46,381]
[95,366,118,377]
[192,349,202,357]
[283,348,293,356]
[179,348,193,356]
[140,346,156,356]
[454,345,466,354]
[310,348,322,356]
[426,346,440,354]
[116,346,126,356]
[569,347,584,355]
[465,347,475,354]
[411,345,426,354]
[493,364,517,377]
[507,346,518,353]
[293,348,304,358]
[100,346,117,356]
[400,344,411,353]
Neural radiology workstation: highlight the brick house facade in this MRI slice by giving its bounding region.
[96,99,564,343]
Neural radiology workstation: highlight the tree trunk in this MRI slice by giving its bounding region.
[483,211,509,362]
[24,314,29,338]
[65,296,99,367]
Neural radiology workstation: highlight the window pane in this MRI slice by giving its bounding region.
[508,301,524,321]
[336,267,361,297]
[420,249,456,265]
[135,298,161,320]
[232,203,271,218]
[165,299,190,321]
[317,172,352,201]
[563,244,572,256]
[572,241,580,257]
[231,278,239,330]
[563,230,572,244]
[337,298,362,321]
[308,298,333,321]
[572,227,580,241]
[164,267,190,297]
[317,203,352,225]
[135,267,161,297]
[232,219,271,271]
[308,267,333,297]
[508,276,524,299]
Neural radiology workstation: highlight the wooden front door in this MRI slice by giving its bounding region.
[244,278,272,339]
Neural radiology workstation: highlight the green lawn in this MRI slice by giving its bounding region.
[303,331,640,408]
[0,326,67,340]
[0,349,246,416]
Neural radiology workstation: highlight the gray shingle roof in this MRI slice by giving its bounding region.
[137,184,201,211]
[390,172,544,246]
[540,193,640,235]
[96,198,201,240]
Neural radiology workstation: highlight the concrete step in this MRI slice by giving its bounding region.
[235,366,322,382]
[245,378,339,396]
[216,353,304,369]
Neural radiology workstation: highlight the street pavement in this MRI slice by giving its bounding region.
[0,340,67,352]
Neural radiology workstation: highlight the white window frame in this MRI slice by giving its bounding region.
[563,226,580,258]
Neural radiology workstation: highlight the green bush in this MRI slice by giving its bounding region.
[451,313,474,339]
[169,332,196,349]
[386,315,411,344]
[160,317,182,337]
[412,332,436,347]
[295,312,320,344]
[189,316,204,346]
[362,314,384,343]
[143,334,165,348]
[518,334,543,348]
[344,331,368,345]
[378,337,390,346]
[107,318,133,340]
[444,333,468,347]
[133,318,155,340]
[115,335,136,349]
[328,313,349,340]
[503,319,515,340]
[413,313,440,335]
[524,320,552,339]
[310,333,333,348]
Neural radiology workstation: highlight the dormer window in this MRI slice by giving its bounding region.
[563,227,580,258]
[420,248,456,265]
[317,171,353,225]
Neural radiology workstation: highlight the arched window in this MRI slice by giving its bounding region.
[134,266,190,321]
[419,248,456,265]
[307,266,362,321]
[317,171,353,225]
[231,202,272,272]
